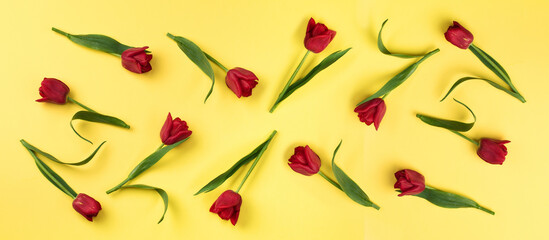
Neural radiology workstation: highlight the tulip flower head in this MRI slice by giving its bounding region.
[121,47,153,74]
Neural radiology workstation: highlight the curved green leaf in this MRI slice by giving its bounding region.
[20,139,106,166]
[52,27,135,56]
[277,48,351,104]
[70,111,130,144]
[409,186,494,215]
[331,141,379,209]
[21,140,77,199]
[107,138,188,194]
[440,76,526,103]
[377,19,425,58]
[416,99,476,132]
[120,184,169,223]
[195,131,277,195]
[469,44,525,102]
[357,48,439,106]
[167,33,215,103]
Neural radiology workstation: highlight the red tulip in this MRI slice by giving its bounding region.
[477,138,510,165]
[160,113,192,145]
[121,47,152,73]
[210,190,242,226]
[36,78,70,104]
[354,98,386,130]
[444,21,474,49]
[225,67,259,98]
[394,169,425,196]
[72,193,102,221]
[304,18,336,53]
[288,145,321,176]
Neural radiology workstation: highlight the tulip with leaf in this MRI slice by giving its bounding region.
[355,19,439,130]
[106,113,192,223]
[36,78,130,144]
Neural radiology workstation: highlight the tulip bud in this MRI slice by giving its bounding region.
[225,67,259,98]
[354,98,386,130]
[36,78,70,104]
[288,145,321,176]
[304,18,336,53]
[72,193,102,221]
[210,190,242,226]
[394,169,425,196]
[121,47,152,74]
[477,138,510,165]
[444,21,474,49]
[160,113,192,145]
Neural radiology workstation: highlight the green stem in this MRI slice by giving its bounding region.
[477,205,495,215]
[67,97,97,113]
[235,130,277,193]
[318,171,342,190]
[450,130,479,146]
[204,52,229,72]
[52,27,70,37]
[156,143,165,152]
[106,178,130,194]
[269,50,311,113]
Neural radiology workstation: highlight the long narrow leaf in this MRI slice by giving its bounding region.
[167,33,215,103]
[377,19,425,58]
[20,140,106,166]
[357,48,439,105]
[52,27,135,56]
[410,187,494,215]
[21,140,77,198]
[120,184,169,223]
[278,48,351,103]
[469,44,525,102]
[195,131,277,195]
[331,141,379,209]
[416,99,476,132]
[70,111,130,144]
[440,77,525,103]
[107,138,188,194]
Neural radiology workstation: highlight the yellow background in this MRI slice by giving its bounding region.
[1,0,548,239]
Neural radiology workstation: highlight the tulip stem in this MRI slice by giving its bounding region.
[450,130,479,146]
[235,131,277,193]
[156,143,165,152]
[106,178,130,194]
[270,50,311,113]
[67,97,97,113]
[204,52,229,72]
[319,171,342,190]
[52,27,70,37]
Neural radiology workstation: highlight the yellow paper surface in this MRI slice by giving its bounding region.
[1,0,548,239]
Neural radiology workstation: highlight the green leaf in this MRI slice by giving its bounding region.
[331,141,380,209]
[357,48,439,106]
[70,111,130,144]
[195,131,277,195]
[469,44,525,102]
[409,186,495,215]
[120,184,169,223]
[377,19,425,58]
[416,99,476,132]
[277,48,351,104]
[21,140,77,199]
[107,138,188,194]
[167,33,215,103]
[20,139,106,166]
[52,27,136,56]
[440,76,526,103]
